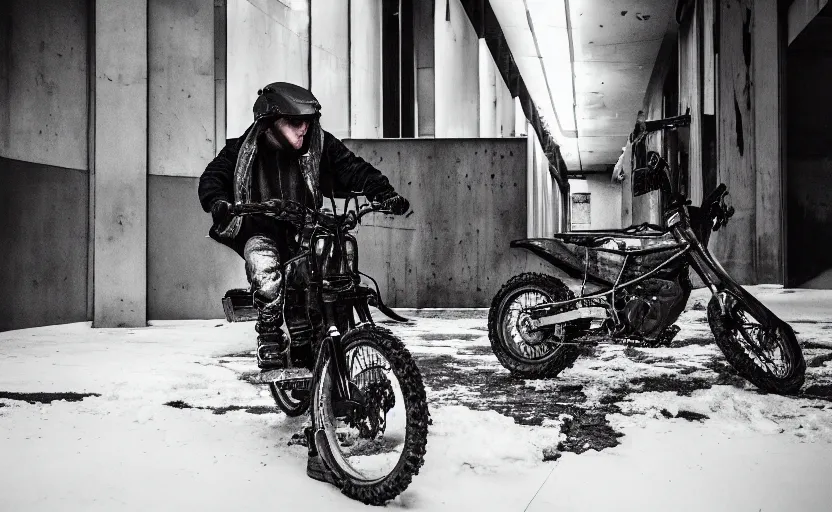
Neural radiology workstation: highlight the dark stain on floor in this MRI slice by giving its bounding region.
[417,333,485,342]
[164,400,277,415]
[417,353,625,457]
[661,408,710,422]
[0,391,101,404]
[219,351,256,359]
[671,336,714,348]
[807,352,832,368]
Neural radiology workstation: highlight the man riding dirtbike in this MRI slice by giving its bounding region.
[197,83,425,502]
[198,82,410,371]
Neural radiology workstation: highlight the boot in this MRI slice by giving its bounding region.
[304,426,340,486]
[255,309,289,370]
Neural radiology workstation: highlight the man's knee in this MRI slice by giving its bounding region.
[244,235,284,304]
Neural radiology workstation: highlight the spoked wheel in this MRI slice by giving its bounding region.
[268,384,310,417]
[488,273,588,379]
[311,325,428,505]
[707,293,805,394]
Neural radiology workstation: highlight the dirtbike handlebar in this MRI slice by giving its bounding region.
[229,197,392,231]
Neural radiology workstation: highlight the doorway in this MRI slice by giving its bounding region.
[785,7,832,288]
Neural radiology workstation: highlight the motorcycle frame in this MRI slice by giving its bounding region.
[518,201,787,338]
[277,195,401,406]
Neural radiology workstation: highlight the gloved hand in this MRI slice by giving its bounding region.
[376,191,410,215]
[211,199,232,226]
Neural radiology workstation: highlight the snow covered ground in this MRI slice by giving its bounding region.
[2,285,832,511]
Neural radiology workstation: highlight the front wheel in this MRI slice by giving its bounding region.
[707,293,805,394]
[311,325,429,505]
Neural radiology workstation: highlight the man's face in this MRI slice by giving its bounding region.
[273,117,310,150]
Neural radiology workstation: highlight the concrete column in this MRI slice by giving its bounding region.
[434,0,479,137]
[350,0,382,138]
[93,0,148,327]
[478,39,497,137]
[311,0,349,138]
[415,0,435,137]
[753,0,785,283]
[714,0,759,284]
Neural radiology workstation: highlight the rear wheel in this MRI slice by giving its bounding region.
[488,273,589,379]
[311,325,428,505]
[269,385,310,417]
[707,293,805,394]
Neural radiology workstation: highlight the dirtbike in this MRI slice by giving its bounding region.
[221,195,429,505]
[488,117,806,395]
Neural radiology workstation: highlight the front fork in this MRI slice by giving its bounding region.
[679,224,775,324]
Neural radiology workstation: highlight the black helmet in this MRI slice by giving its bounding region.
[253,82,321,122]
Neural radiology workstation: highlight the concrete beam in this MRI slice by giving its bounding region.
[93,0,147,327]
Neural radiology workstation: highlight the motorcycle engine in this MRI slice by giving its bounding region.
[618,278,685,338]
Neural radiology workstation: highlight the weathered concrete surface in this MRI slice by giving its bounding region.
[434,0,480,138]
[0,158,88,331]
[147,175,247,320]
[226,0,309,137]
[344,138,548,307]
[0,0,88,170]
[93,0,148,327]
[148,0,216,178]
[349,0,382,138]
[311,0,349,139]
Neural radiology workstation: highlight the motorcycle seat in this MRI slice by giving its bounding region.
[551,227,677,253]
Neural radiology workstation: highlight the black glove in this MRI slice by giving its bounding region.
[376,191,410,215]
[211,199,232,226]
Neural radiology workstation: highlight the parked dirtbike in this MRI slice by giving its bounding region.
[222,195,428,505]
[488,117,806,395]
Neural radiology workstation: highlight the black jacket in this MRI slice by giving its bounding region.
[198,127,395,255]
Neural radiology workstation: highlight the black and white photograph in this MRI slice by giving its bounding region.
[2,0,832,510]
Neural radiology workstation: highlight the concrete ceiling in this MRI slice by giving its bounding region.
[489,0,674,172]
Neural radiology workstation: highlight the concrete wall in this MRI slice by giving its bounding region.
[148,176,248,319]
[345,138,546,307]
[786,19,832,287]
[0,0,88,169]
[311,0,349,139]
[226,0,309,137]
[0,158,89,331]
[148,0,217,178]
[146,139,544,314]
[434,0,479,137]
[0,1,90,331]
